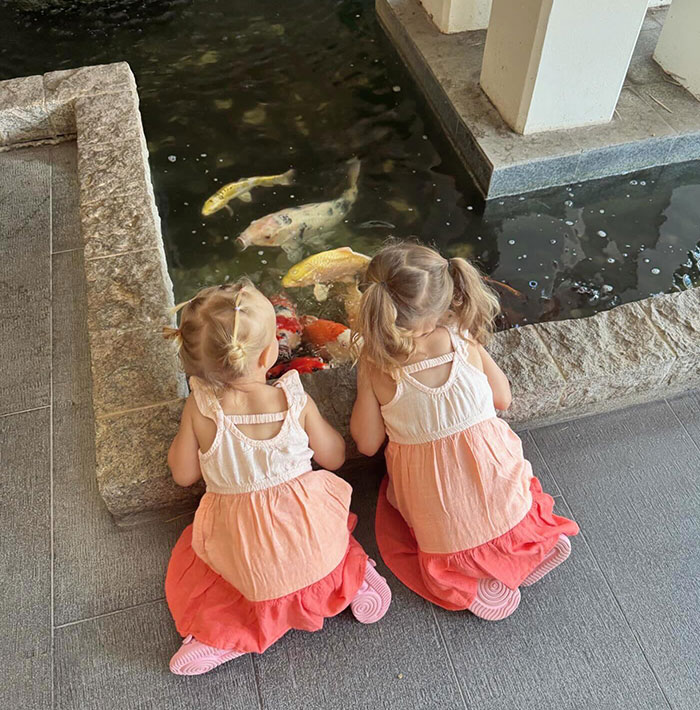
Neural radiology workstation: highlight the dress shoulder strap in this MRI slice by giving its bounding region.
[275,369,308,417]
[447,323,471,356]
[189,376,222,422]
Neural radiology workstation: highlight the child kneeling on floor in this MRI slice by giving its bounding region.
[163,279,391,675]
[350,242,578,620]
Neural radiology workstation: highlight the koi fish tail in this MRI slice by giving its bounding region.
[278,168,296,186]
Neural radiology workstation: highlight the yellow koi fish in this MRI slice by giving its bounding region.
[281,246,370,301]
[201,168,295,216]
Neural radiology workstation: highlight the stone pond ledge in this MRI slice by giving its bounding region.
[1,62,698,526]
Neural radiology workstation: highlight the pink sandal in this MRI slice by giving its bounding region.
[468,578,521,621]
[350,559,392,623]
[169,635,244,676]
[521,535,571,587]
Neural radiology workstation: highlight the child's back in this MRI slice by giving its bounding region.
[378,324,533,554]
[163,280,391,675]
[351,242,578,619]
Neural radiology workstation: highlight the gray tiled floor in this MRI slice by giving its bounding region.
[1,143,698,710]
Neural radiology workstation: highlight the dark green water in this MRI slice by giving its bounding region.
[1,0,698,327]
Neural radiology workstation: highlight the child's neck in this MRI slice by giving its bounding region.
[227,367,268,391]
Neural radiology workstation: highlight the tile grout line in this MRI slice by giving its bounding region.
[49,150,55,710]
[249,655,266,710]
[529,431,675,710]
[575,529,675,710]
[529,432,565,498]
[428,606,472,709]
[0,404,50,419]
[663,398,700,455]
[54,597,166,630]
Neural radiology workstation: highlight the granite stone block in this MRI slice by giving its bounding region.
[81,191,160,259]
[535,302,675,409]
[85,249,174,332]
[0,75,51,145]
[44,61,135,104]
[95,400,203,522]
[74,90,143,148]
[641,288,700,392]
[77,135,151,206]
[88,326,186,416]
[487,325,565,425]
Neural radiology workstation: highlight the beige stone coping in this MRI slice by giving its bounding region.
[1,62,698,526]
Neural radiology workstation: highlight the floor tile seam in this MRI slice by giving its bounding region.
[574,530,674,709]
[54,597,166,630]
[663,398,700,455]
[527,433,565,498]
[249,655,266,710]
[0,404,50,419]
[428,605,472,709]
[49,156,55,710]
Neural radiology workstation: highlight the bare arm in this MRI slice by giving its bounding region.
[350,362,387,457]
[302,395,346,471]
[478,344,512,411]
[167,395,204,487]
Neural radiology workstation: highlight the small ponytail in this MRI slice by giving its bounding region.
[448,257,500,344]
[163,278,271,389]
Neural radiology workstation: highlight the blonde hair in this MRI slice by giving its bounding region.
[354,241,500,378]
[163,279,272,389]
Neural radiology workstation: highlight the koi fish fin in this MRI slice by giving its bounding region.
[313,283,330,302]
[346,157,361,189]
[224,204,234,216]
[237,192,252,203]
[281,240,303,263]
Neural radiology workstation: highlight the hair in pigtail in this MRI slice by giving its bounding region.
[448,257,500,345]
[354,281,416,380]
[162,278,270,389]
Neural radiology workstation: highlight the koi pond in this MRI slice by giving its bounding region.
[2,0,699,330]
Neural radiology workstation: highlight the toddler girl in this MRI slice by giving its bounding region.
[350,243,578,619]
[163,280,391,675]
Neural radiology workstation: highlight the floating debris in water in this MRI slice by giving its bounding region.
[602,284,613,293]
[682,274,692,288]
[243,105,267,125]
[565,220,574,226]
[640,180,646,186]
[508,239,516,245]
[607,257,615,263]
[467,206,473,211]
[215,99,233,110]
[643,258,650,263]
[550,239,557,244]
[392,85,401,92]
[630,179,638,185]
[599,209,605,214]
[651,267,660,275]
[564,200,573,207]
[597,230,607,237]
[168,155,177,162]
[528,280,538,289]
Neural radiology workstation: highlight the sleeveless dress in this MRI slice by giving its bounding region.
[375,325,579,611]
[165,370,368,653]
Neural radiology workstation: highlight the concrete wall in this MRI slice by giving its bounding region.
[654,0,700,100]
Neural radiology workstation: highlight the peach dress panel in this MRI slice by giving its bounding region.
[188,370,352,602]
[381,326,533,553]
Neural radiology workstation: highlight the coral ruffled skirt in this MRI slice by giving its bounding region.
[376,476,579,611]
[165,515,367,653]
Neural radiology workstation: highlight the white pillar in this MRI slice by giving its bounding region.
[420,0,492,33]
[480,0,649,134]
[654,0,700,100]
